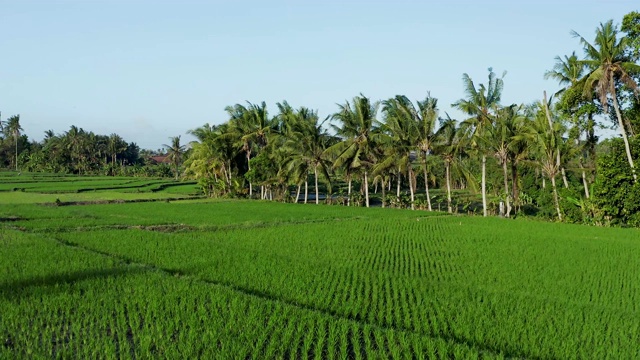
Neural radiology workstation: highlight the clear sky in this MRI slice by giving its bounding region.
[0,0,635,150]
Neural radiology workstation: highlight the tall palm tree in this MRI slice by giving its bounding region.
[225,101,274,197]
[186,124,237,196]
[108,133,127,165]
[573,20,640,182]
[4,115,23,171]
[545,52,597,197]
[433,116,463,213]
[379,95,424,210]
[64,125,89,174]
[416,94,440,211]
[544,52,585,97]
[379,94,440,210]
[283,108,333,205]
[453,68,505,216]
[163,136,186,180]
[326,94,379,207]
[523,99,565,221]
[487,104,526,217]
[276,101,309,202]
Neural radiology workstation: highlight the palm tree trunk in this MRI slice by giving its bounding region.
[347,178,352,206]
[551,175,562,221]
[295,184,301,203]
[14,134,18,171]
[408,169,415,210]
[424,168,432,211]
[314,164,319,205]
[364,171,370,208]
[247,152,253,197]
[511,161,519,210]
[582,169,590,199]
[611,85,637,182]
[304,180,308,204]
[502,160,511,217]
[481,155,487,217]
[396,167,401,198]
[561,167,569,188]
[381,178,386,208]
[446,161,452,213]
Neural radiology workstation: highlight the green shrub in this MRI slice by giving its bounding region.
[592,137,640,226]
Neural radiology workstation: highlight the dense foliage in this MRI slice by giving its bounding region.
[0,123,173,177]
[592,137,640,226]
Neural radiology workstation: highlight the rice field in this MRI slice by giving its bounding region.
[0,172,201,204]
[1,173,639,358]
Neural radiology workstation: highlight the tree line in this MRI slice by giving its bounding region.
[0,120,174,177]
[182,14,640,226]
[2,13,639,226]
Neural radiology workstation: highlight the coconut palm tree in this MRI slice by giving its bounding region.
[283,108,333,205]
[186,123,239,196]
[378,94,440,210]
[326,94,380,207]
[276,101,310,202]
[163,135,186,180]
[379,95,422,209]
[225,101,275,197]
[63,125,90,174]
[573,20,640,182]
[415,94,440,211]
[545,52,598,197]
[523,99,566,221]
[545,52,585,97]
[4,115,23,171]
[453,68,505,216]
[433,116,463,213]
[486,104,526,217]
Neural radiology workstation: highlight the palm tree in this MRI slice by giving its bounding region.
[544,52,585,97]
[415,94,440,211]
[573,20,640,182]
[433,116,462,213]
[379,95,422,210]
[163,136,186,180]
[283,108,333,205]
[523,98,565,221]
[545,52,597,197]
[64,125,89,174]
[379,94,440,210]
[4,115,23,171]
[326,94,379,207]
[108,133,127,165]
[185,123,238,196]
[225,101,274,197]
[276,101,309,202]
[487,104,525,217]
[453,68,505,216]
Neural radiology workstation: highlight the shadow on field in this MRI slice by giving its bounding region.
[0,266,144,301]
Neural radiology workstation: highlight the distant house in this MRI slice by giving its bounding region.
[149,155,171,164]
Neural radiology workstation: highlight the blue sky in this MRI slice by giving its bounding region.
[0,0,635,150]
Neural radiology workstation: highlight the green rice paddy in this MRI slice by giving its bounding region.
[1,173,639,358]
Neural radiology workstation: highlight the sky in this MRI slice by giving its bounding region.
[0,0,635,150]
